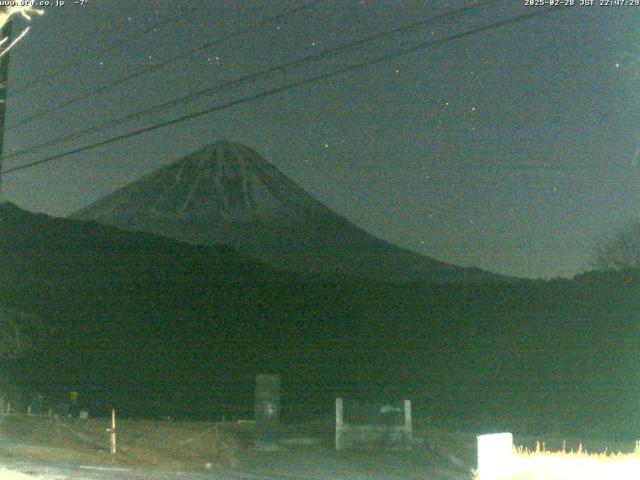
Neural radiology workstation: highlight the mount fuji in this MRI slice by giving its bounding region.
[72,141,503,283]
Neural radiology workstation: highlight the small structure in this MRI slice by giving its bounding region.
[476,432,514,479]
[335,397,412,450]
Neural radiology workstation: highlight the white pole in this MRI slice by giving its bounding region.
[110,409,117,454]
[335,397,344,451]
[403,399,412,447]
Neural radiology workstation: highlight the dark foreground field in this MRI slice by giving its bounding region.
[0,414,477,479]
[1,414,638,480]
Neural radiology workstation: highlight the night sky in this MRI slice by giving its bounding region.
[1,0,638,279]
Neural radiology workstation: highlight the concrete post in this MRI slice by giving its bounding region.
[0,19,12,197]
[403,399,412,447]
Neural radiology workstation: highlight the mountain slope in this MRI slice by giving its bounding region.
[72,141,503,283]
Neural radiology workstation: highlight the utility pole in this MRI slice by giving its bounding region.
[0,18,12,200]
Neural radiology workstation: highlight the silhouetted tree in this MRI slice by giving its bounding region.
[0,307,50,413]
[593,220,640,271]
[0,307,45,359]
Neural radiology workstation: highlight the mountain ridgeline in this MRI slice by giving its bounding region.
[71,141,503,283]
[2,202,640,438]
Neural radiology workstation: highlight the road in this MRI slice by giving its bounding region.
[0,438,471,479]
[0,461,292,480]
[0,461,208,480]
[0,460,357,480]
[0,458,470,480]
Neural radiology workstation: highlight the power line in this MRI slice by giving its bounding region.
[4,0,504,161]
[2,5,570,178]
[6,0,325,130]
[9,2,203,99]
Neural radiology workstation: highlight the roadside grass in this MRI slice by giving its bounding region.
[473,437,640,480]
[0,414,240,471]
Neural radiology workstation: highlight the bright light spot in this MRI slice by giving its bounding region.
[475,433,640,480]
[0,6,43,26]
[477,433,515,479]
[0,6,44,59]
[498,450,640,480]
[0,466,42,478]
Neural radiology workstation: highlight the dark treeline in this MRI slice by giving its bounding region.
[1,203,639,438]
